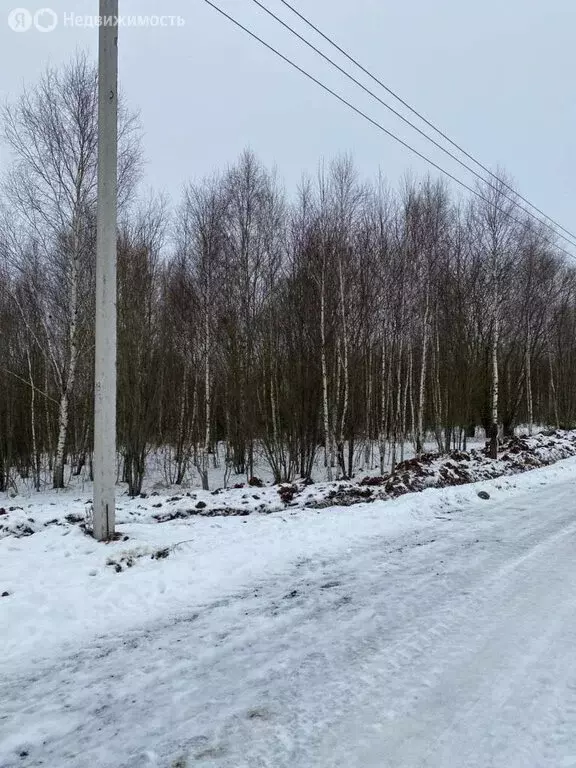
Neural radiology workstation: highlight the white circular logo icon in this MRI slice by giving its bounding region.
[34,8,57,32]
[8,7,32,31]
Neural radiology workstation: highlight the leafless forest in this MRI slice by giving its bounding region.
[1,55,575,495]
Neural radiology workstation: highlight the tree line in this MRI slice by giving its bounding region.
[1,54,575,494]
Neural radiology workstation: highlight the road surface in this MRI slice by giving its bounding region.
[2,470,576,767]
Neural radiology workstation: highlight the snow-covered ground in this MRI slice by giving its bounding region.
[2,454,576,766]
[2,433,497,499]
[3,432,575,538]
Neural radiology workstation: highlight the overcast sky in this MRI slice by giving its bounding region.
[0,0,574,229]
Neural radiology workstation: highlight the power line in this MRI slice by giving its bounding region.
[275,0,576,247]
[250,0,576,250]
[203,0,576,262]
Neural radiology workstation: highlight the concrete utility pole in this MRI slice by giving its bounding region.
[93,0,118,541]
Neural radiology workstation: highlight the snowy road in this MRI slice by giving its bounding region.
[2,467,576,767]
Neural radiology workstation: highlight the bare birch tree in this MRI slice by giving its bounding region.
[2,52,141,487]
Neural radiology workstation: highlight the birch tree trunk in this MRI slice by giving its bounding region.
[548,342,560,429]
[415,290,430,455]
[175,365,188,485]
[198,290,211,491]
[337,255,349,477]
[26,349,40,491]
[432,320,445,453]
[408,345,415,453]
[525,324,533,436]
[400,348,410,463]
[378,333,387,475]
[391,340,403,473]
[53,223,80,489]
[320,269,332,481]
[365,344,373,468]
[489,312,499,459]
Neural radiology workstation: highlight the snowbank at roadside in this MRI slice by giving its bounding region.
[1,430,575,540]
[1,445,576,670]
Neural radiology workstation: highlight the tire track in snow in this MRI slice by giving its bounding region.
[2,480,576,766]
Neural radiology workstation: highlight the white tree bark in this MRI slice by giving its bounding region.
[400,347,411,463]
[320,269,332,481]
[365,344,373,468]
[204,311,211,457]
[547,340,560,429]
[415,290,430,455]
[26,349,40,490]
[175,364,189,484]
[199,290,211,491]
[432,319,445,454]
[378,331,387,475]
[53,224,80,489]
[489,312,500,458]
[337,254,349,475]
[525,324,533,436]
